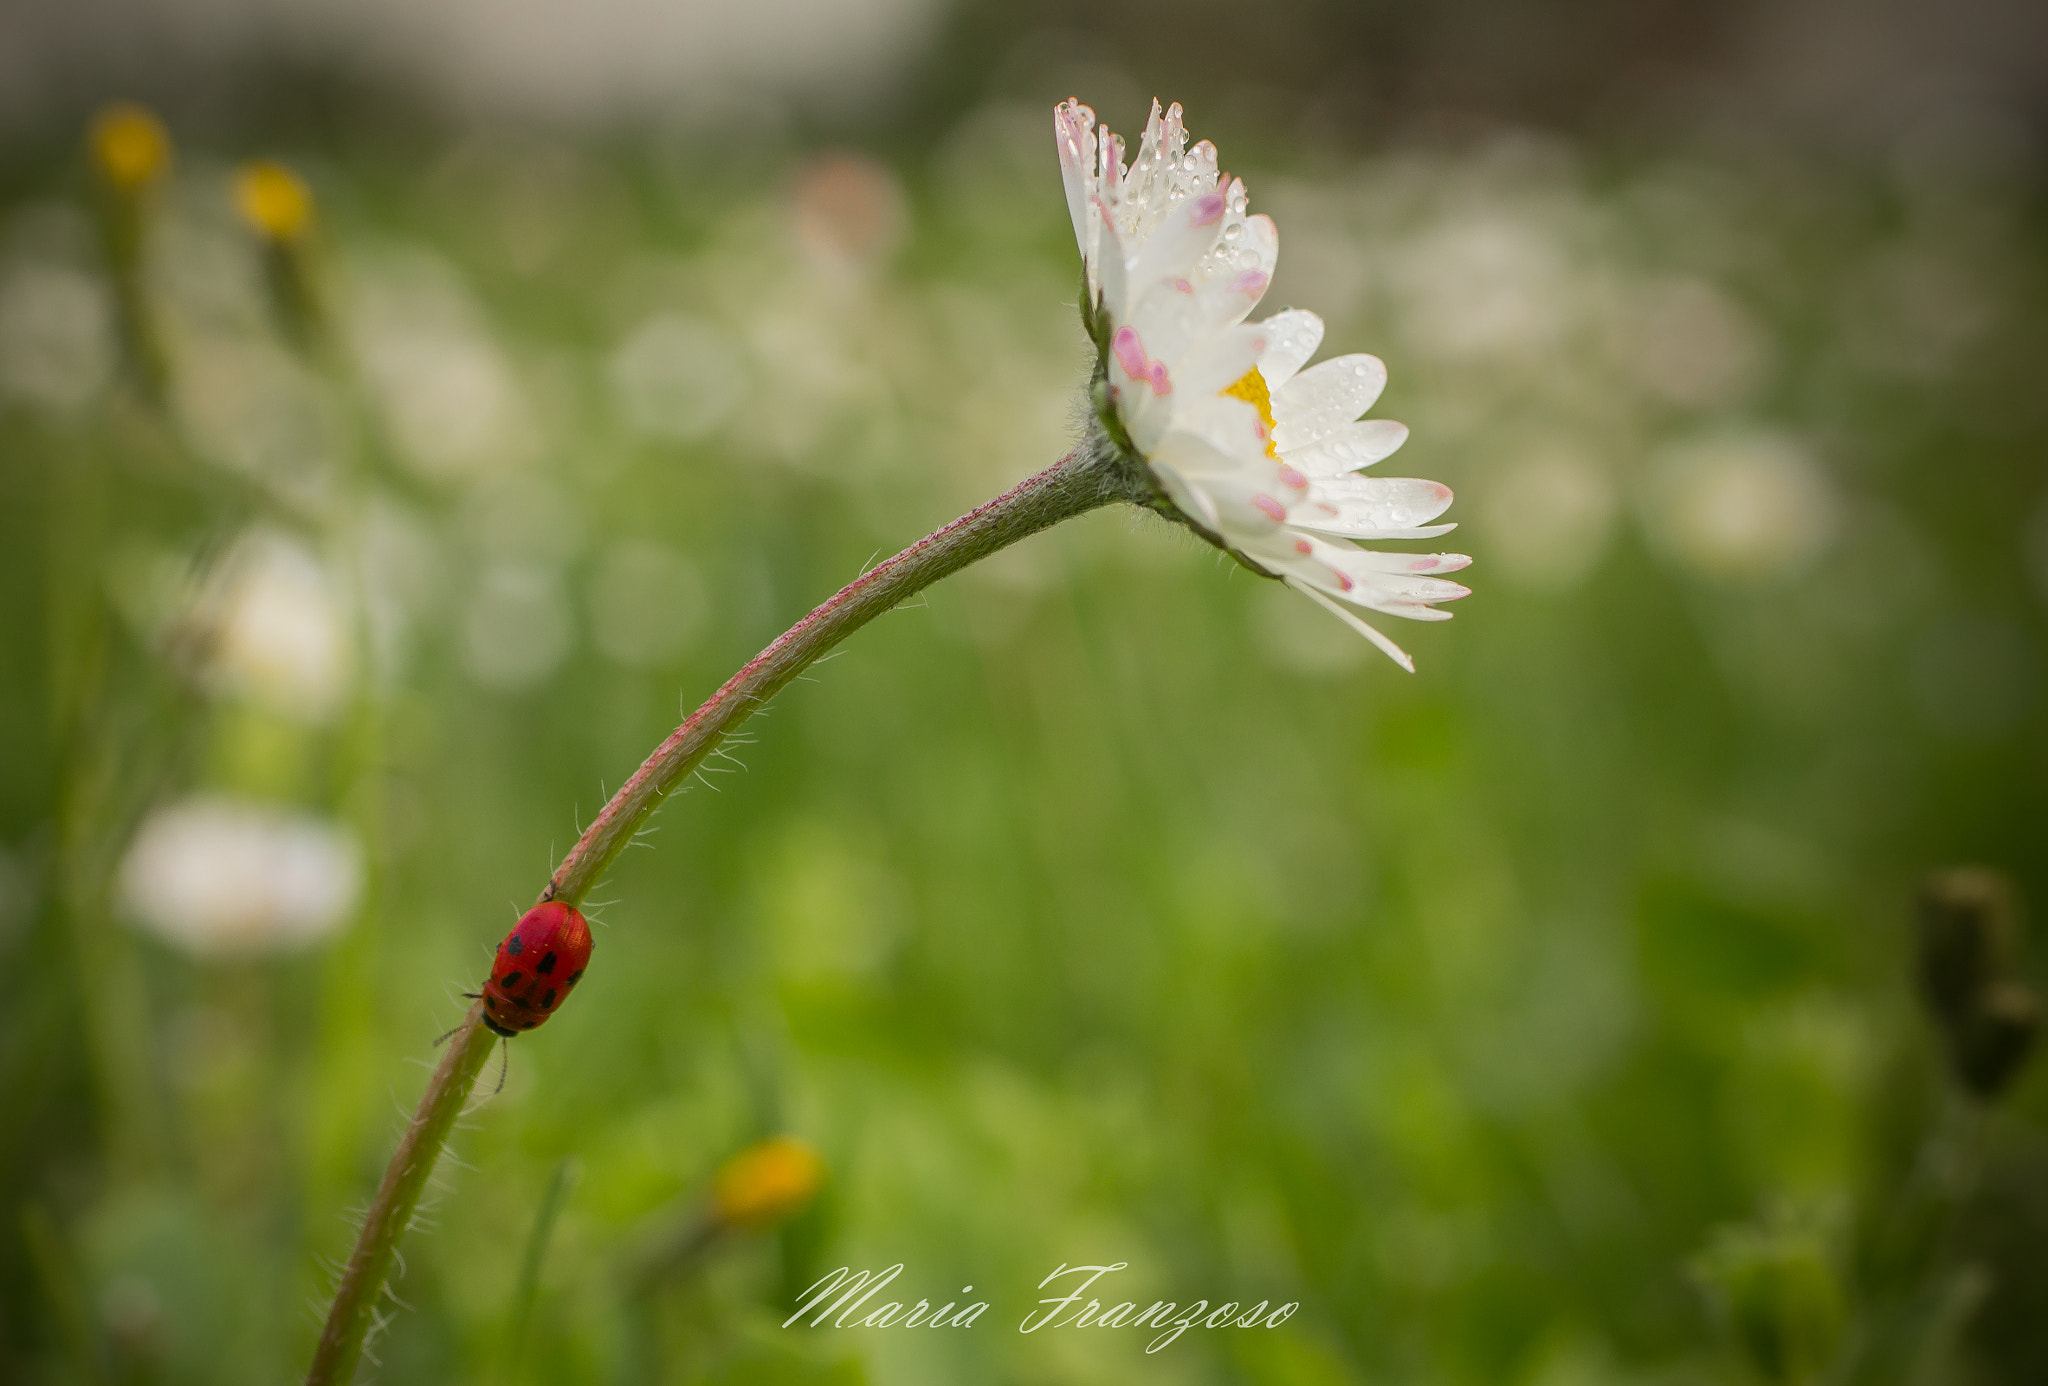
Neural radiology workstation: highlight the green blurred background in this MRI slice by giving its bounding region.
[3,0,2047,1382]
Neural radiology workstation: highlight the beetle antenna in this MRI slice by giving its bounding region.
[491,1039,510,1096]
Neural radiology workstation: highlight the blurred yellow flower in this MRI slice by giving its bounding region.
[711,1136,825,1230]
[236,160,314,242]
[90,103,171,192]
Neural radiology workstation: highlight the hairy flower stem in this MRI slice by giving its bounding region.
[307,1009,493,1385]
[306,438,1132,1385]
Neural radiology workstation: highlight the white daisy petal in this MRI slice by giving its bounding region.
[1092,196,1129,323]
[1175,320,1286,397]
[1286,578,1416,672]
[1288,476,1456,536]
[1054,99,1096,257]
[1287,419,1410,476]
[1272,354,1388,451]
[1325,545,1473,579]
[1254,309,1325,389]
[1147,454,1221,533]
[1254,534,1470,613]
[1186,470,1302,537]
[1125,275,1262,379]
[1296,564,1471,613]
[1296,521,1460,542]
[1152,429,1253,488]
[1162,395,1272,469]
[1127,190,1230,301]
[1191,208,1278,305]
[1378,602,1457,622]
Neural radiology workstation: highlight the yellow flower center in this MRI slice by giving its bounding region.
[236,161,314,243]
[90,104,171,193]
[1221,367,1278,458]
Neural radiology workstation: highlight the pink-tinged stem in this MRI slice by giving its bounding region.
[305,443,1122,1385]
[305,1005,493,1386]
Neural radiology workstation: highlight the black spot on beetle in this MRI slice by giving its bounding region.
[500,971,522,988]
[506,936,524,956]
[541,989,557,1009]
[567,970,584,986]
[537,951,559,975]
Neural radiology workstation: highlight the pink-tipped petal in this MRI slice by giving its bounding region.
[1285,578,1416,671]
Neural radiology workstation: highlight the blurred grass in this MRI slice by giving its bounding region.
[0,96,2045,1386]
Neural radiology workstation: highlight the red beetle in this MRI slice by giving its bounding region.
[480,901,593,1037]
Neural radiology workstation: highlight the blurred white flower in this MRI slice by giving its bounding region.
[1058,98,1469,670]
[119,797,360,955]
[1478,446,1619,592]
[587,541,707,667]
[1620,277,1768,410]
[1641,432,1839,584]
[462,561,573,689]
[0,261,113,410]
[351,254,534,480]
[209,531,352,721]
[1394,213,1574,363]
[608,312,746,441]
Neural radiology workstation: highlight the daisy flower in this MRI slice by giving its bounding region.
[1057,98,1470,669]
